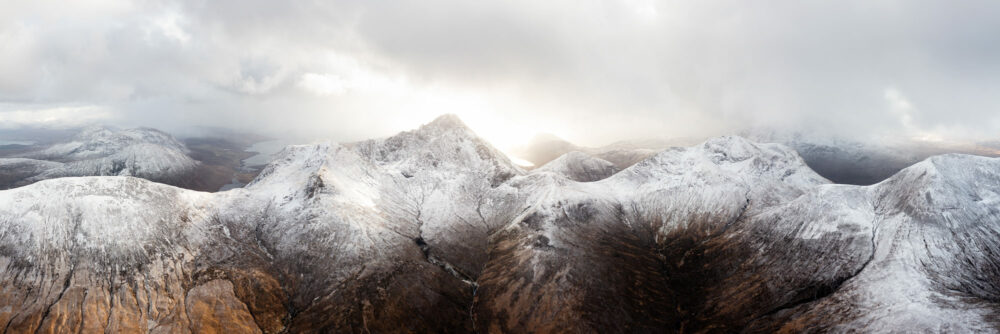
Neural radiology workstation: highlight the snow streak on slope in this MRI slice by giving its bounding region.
[475,135,831,332]
[756,155,1000,332]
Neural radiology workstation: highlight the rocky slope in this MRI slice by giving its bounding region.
[475,136,830,332]
[744,155,1000,332]
[1,115,1000,333]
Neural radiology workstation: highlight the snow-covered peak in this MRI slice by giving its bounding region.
[76,125,116,141]
[420,113,468,132]
[40,126,189,160]
[350,115,522,187]
[246,143,384,210]
[699,135,772,162]
[0,176,214,266]
[737,127,988,185]
[249,114,527,208]
[874,154,990,195]
[533,151,617,182]
[0,126,199,189]
[5,118,1000,332]
[873,154,1000,223]
[246,144,335,191]
[608,136,828,205]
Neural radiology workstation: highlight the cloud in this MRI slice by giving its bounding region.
[151,10,190,44]
[0,105,113,129]
[885,88,916,131]
[299,73,349,96]
[2,0,1000,146]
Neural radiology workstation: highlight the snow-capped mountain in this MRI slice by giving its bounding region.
[31,126,190,161]
[532,151,617,182]
[0,126,198,190]
[518,129,1000,186]
[740,154,1000,332]
[739,129,925,185]
[742,129,1000,185]
[475,136,830,332]
[512,133,691,171]
[1,115,999,333]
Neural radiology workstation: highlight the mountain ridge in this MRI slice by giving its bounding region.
[0,115,999,332]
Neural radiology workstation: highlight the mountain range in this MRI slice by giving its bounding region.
[514,130,1000,185]
[1,115,999,332]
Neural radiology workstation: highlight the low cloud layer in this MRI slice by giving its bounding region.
[2,1,1000,148]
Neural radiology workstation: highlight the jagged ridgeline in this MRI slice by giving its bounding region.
[1,114,1000,333]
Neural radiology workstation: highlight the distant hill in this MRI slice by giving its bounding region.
[512,133,700,171]
[0,126,259,191]
[516,130,1000,185]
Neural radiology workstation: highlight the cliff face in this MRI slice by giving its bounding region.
[2,116,1000,333]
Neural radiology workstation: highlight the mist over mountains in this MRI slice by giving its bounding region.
[514,130,1000,185]
[1,115,1000,332]
[6,1,1000,148]
[5,0,1000,331]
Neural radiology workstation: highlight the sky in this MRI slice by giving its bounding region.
[2,0,1000,150]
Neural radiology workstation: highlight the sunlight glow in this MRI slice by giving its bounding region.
[392,87,572,157]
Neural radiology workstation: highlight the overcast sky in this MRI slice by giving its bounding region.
[2,0,1000,149]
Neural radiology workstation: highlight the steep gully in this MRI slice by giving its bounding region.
[744,199,883,330]
[32,212,83,334]
[412,183,558,333]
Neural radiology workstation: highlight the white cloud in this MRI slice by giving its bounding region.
[152,11,190,44]
[0,105,113,129]
[299,73,348,96]
[623,0,659,21]
[3,0,1000,144]
[884,88,915,130]
[298,53,410,97]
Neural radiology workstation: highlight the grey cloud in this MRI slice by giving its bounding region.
[2,0,1000,146]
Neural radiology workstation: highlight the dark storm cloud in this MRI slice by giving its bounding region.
[2,0,1000,146]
